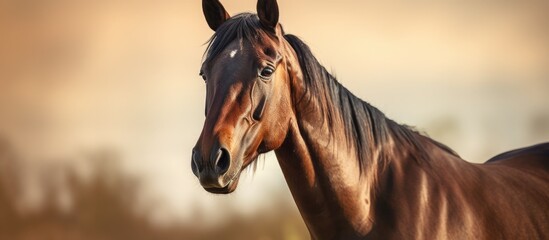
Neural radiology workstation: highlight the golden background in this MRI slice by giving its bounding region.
[0,0,548,239]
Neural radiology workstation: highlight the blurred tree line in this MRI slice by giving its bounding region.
[0,137,308,240]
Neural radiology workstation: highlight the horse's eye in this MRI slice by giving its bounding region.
[259,67,275,79]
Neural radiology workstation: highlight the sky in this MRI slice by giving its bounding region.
[0,0,548,224]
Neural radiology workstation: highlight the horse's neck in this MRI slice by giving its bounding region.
[275,115,374,239]
[276,40,469,238]
[274,92,385,238]
[275,118,467,239]
[274,91,466,239]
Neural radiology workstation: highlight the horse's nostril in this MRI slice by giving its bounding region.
[191,149,202,177]
[215,148,231,174]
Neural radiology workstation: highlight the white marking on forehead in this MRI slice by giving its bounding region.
[230,49,238,58]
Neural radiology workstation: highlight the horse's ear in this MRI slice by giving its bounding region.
[203,0,230,31]
[257,0,279,32]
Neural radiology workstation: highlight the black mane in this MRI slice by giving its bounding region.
[284,34,459,168]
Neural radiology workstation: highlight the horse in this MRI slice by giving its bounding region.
[191,0,549,239]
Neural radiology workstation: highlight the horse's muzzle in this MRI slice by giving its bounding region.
[192,145,233,190]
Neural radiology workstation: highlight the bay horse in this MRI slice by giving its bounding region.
[191,0,549,239]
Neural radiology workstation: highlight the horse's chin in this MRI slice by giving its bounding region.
[204,174,240,194]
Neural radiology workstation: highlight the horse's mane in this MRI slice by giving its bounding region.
[284,34,459,168]
[203,13,459,175]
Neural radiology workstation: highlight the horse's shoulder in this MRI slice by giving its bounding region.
[484,143,549,171]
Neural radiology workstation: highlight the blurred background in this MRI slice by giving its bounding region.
[0,0,548,239]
